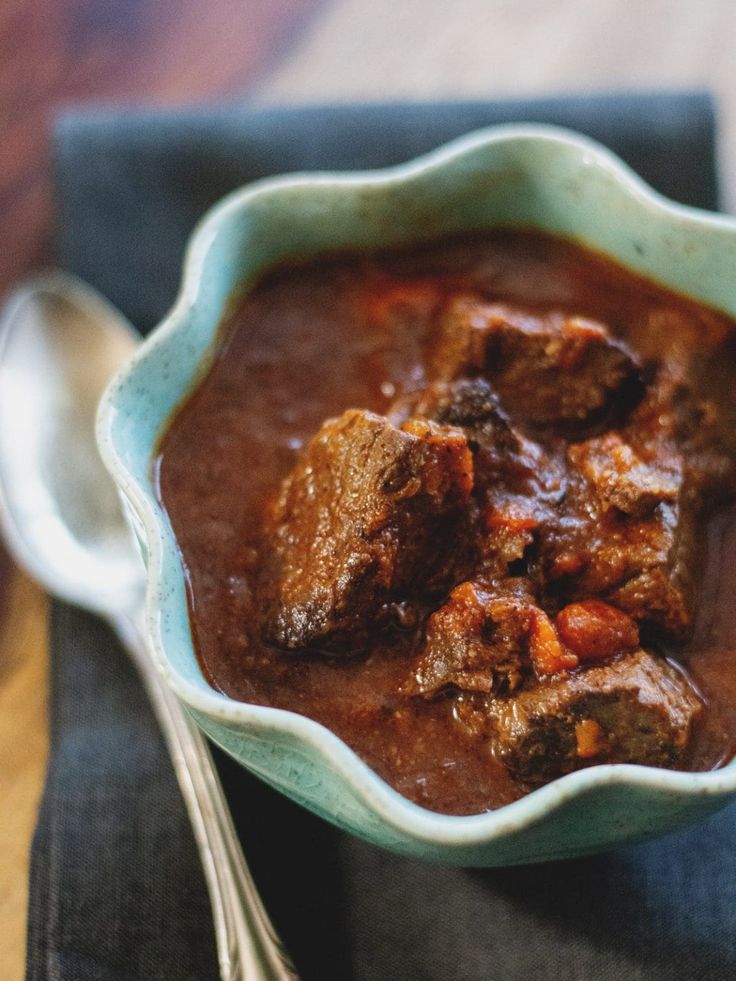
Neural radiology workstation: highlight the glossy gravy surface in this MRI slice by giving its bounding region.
[157,230,736,814]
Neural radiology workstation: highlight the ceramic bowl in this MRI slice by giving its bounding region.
[97,124,736,865]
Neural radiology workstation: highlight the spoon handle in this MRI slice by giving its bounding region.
[110,610,300,981]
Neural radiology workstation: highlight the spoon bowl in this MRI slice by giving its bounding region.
[0,274,142,614]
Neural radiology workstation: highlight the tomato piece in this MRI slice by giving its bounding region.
[556,600,639,662]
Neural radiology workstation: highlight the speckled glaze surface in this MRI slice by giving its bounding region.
[97,125,736,865]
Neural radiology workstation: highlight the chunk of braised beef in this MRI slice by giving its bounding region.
[548,355,735,638]
[259,409,473,651]
[481,496,541,574]
[411,378,521,478]
[543,428,695,637]
[411,377,565,580]
[416,376,513,436]
[406,579,536,696]
[489,649,702,784]
[414,377,562,495]
[630,359,734,499]
[407,577,613,698]
[567,432,681,517]
[428,299,642,428]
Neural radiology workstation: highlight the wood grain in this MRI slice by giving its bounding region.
[0,2,324,978]
[0,574,48,981]
[0,0,324,296]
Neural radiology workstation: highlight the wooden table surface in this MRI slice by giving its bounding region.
[3,1,736,977]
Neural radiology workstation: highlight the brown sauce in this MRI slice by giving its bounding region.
[156,229,736,814]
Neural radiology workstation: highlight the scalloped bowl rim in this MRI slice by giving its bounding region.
[97,123,736,848]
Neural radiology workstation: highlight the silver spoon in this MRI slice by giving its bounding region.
[0,272,298,981]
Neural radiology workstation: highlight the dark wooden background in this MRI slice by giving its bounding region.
[0,0,326,295]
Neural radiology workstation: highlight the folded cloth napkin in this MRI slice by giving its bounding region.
[27,93,736,981]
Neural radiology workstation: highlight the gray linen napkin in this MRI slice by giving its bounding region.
[27,93,736,981]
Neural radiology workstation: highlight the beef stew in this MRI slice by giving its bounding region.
[157,229,736,815]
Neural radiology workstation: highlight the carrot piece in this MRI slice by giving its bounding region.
[529,609,578,676]
[575,719,609,758]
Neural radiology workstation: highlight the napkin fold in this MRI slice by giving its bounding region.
[28,93,736,981]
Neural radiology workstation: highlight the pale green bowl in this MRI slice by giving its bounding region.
[97,124,736,865]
